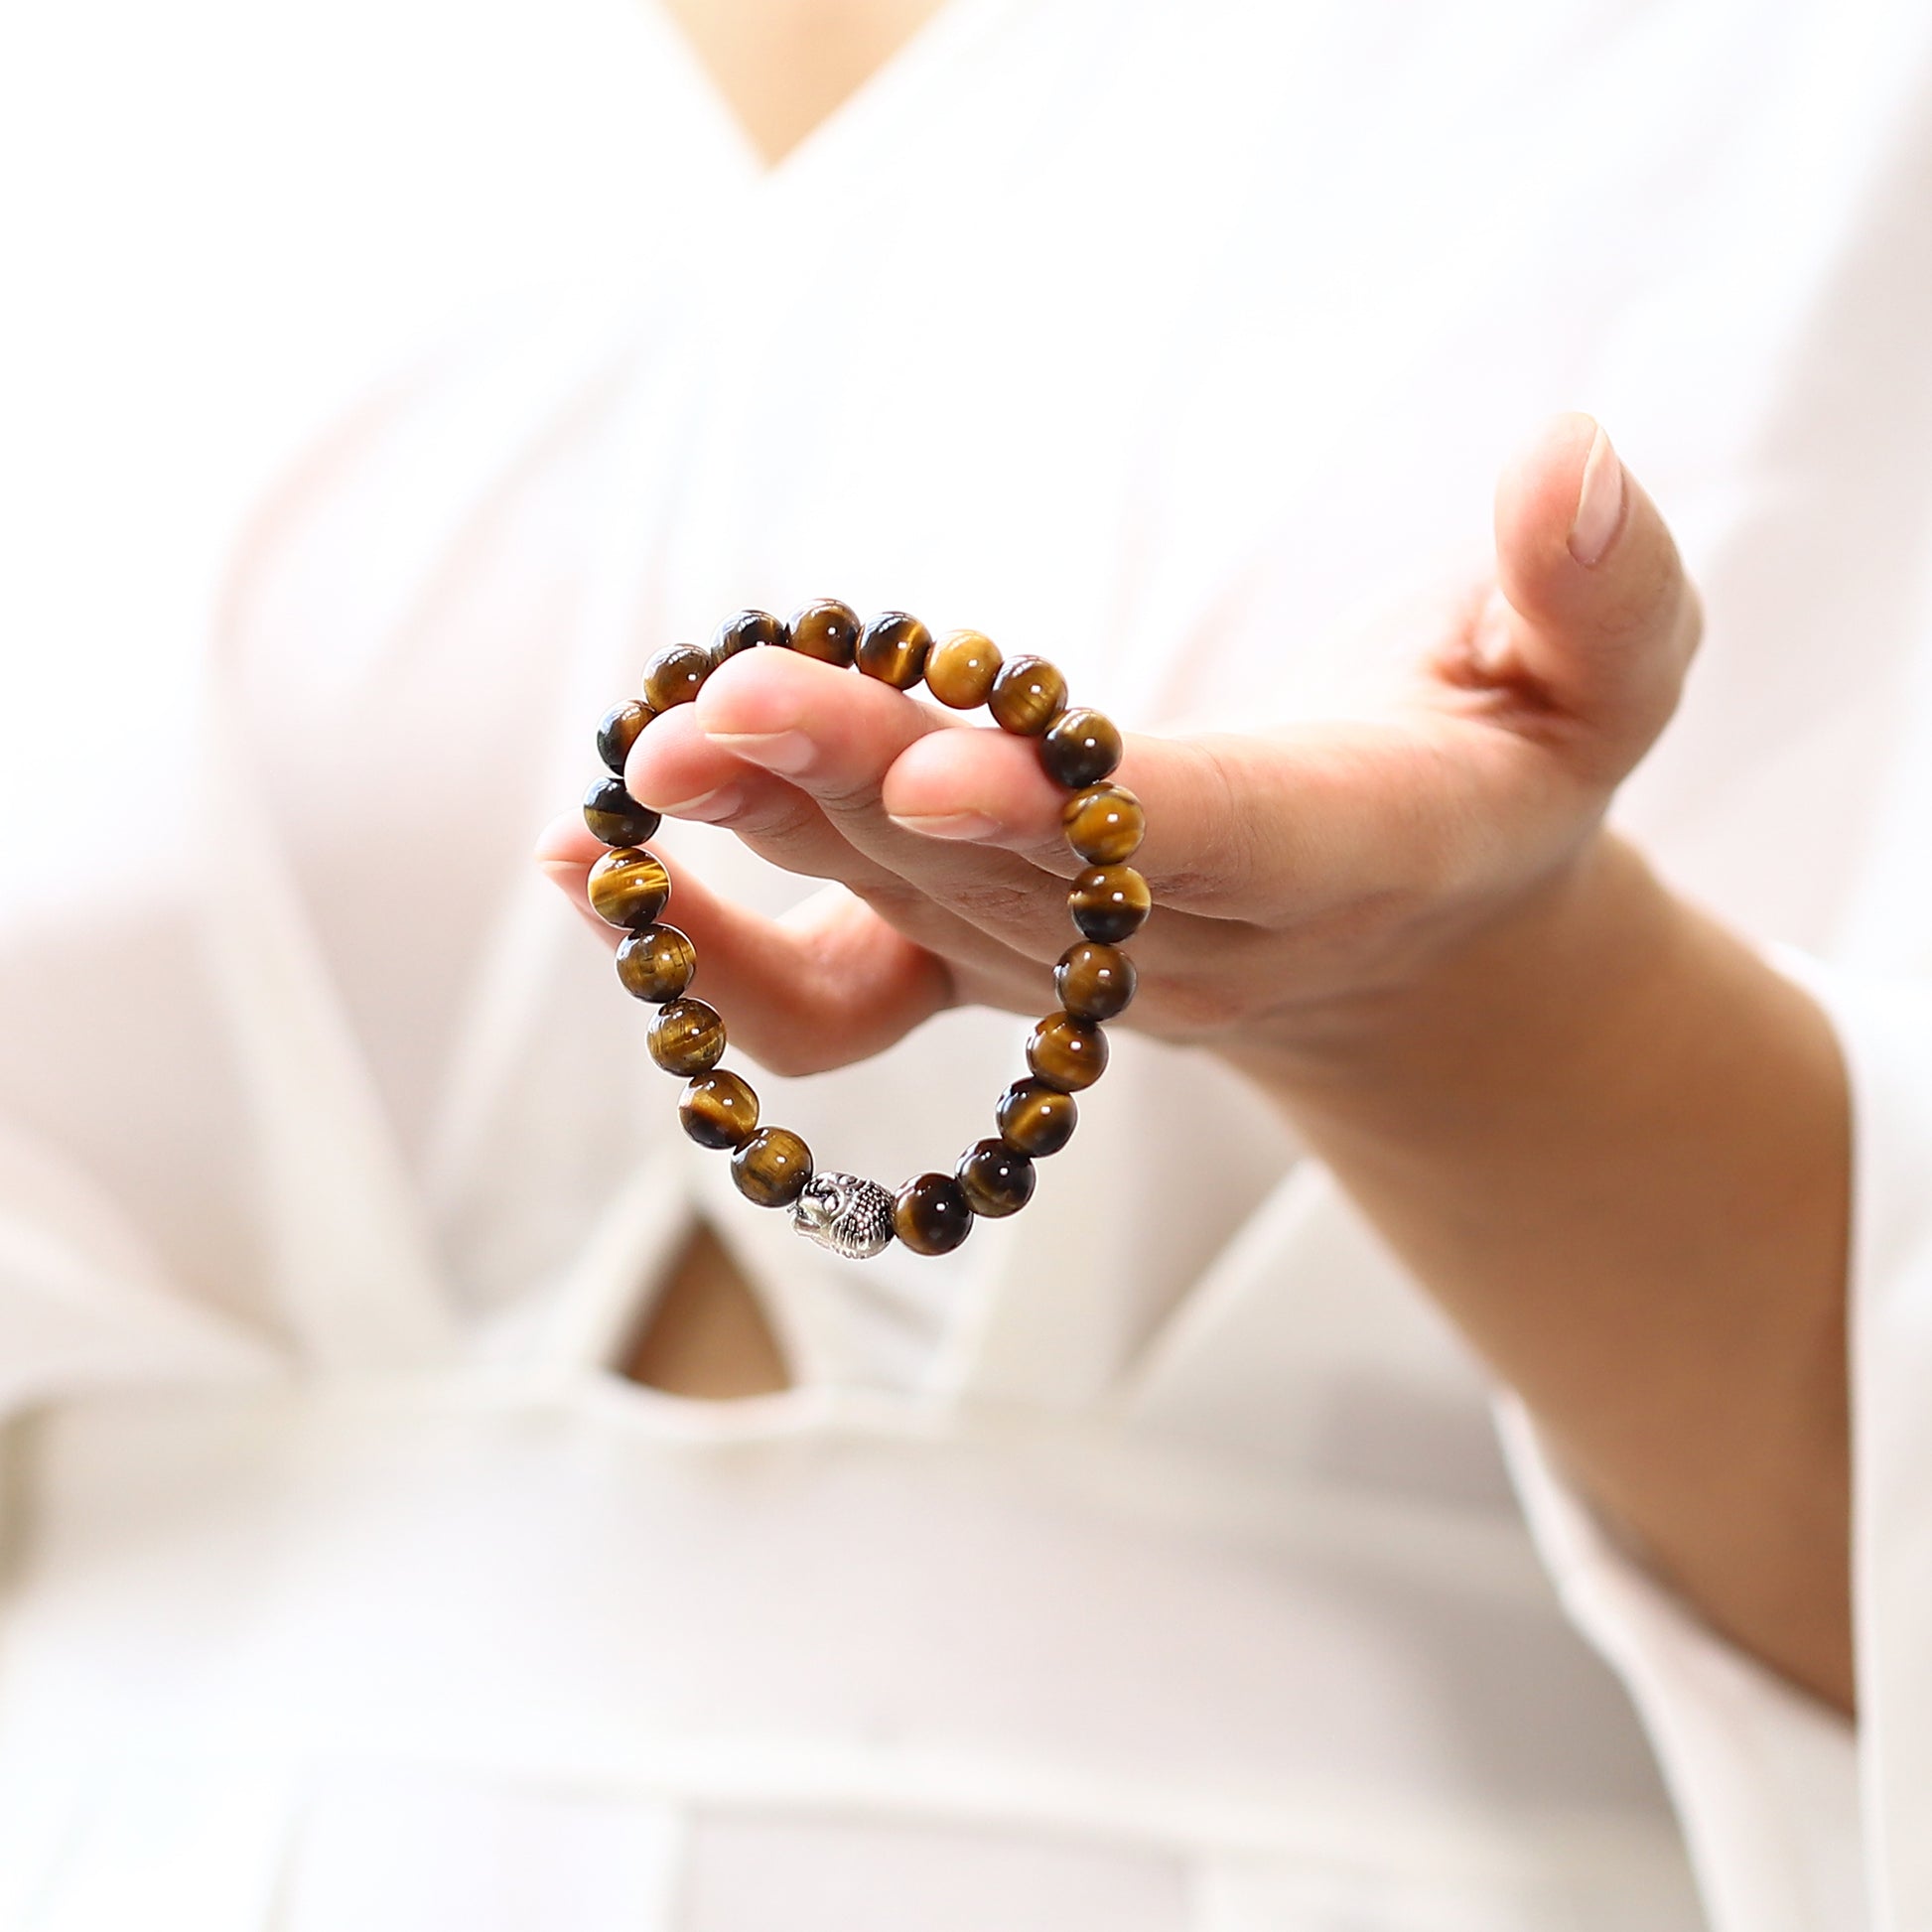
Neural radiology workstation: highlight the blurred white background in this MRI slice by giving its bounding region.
[0,0,726,910]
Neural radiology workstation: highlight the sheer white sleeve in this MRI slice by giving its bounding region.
[1501,950,1932,1932]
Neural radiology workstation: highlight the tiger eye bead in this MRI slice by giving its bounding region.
[731,1126,813,1207]
[1061,782,1145,864]
[583,775,662,848]
[924,629,1004,710]
[892,1172,973,1255]
[1068,863,1151,943]
[642,643,711,713]
[1055,941,1138,1022]
[616,924,697,1003]
[787,598,861,665]
[587,848,672,929]
[648,998,727,1076]
[1026,1011,1109,1092]
[1039,707,1123,789]
[956,1138,1035,1218]
[678,1068,759,1149]
[855,611,932,689]
[987,655,1067,736]
[995,1078,1078,1157]
[596,700,653,776]
[711,608,788,662]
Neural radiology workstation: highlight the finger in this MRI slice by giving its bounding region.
[535,820,955,1076]
[538,807,1063,1040]
[880,707,1485,925]
[689,643,1089,954]
[1480,412,1702,774]
[693,645,959,807]
[623,699,911,894]
[882,725,1078,875]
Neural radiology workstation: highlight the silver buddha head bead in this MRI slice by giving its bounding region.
[790,1172,896,1259]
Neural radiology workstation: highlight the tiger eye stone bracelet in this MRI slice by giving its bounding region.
[582,602,1148,1260]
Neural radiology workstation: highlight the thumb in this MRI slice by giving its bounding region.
[1483,413,1702,778]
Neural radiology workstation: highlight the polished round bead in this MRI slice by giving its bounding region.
[1055,941,1138,1022]
[995,1078,1078,1157]
[615,924,697,1003]
[1061,781,1145,864]
[1068,863,1151,943]
[731,1127,813,1207]
[855,611,932,689]
[647,998,727,1076]
[711,608,788,663]
[678,1068,759,1149]
[1039,707,1123,789]
[587,847,672,929]
[596,700,653,776]
[892,1172,974,1255]
[583,775,662,848]
[956,1138,1035,1218]
[642,643,710,713]
[924,629,1004,710]
[1026,1011,1109,1092]
[787,598,862,665]
[987,655,1067,736]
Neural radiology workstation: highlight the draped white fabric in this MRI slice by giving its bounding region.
[3,0,1931,1925]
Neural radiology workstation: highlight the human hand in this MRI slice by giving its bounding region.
[536,414,1699,1083]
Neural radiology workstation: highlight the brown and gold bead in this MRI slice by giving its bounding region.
[1055,940,1137,1022]
[855,611,933,689]
[588,847,672,929]
[995,1077,1078,1157]
[1061,781,1144,864]
[596,700,653,776]
[642,643,711,713]
[1038,707,1123,789]
[892,1172,973,1255]
[647,998,727,1076]
[616,924,697,1004]
[924,628,1004,709]
[1068,863,1151,944]
[583,775,662,849]
[987,655,1067,735]
[1026,1012,1109,1092]
[732,1127,814,1207]
[787,598,862,665]
[711,608,788,662]
[678,1068,759,1149]
[956,1138,1035,1217]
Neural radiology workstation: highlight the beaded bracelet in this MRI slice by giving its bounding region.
[582,601,1147,1260]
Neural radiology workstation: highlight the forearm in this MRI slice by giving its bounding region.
[1237,835,1855,1711]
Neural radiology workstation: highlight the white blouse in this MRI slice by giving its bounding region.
[1,1,1929,1926]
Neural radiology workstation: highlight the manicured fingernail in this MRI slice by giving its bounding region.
[889,810,1000,841]
[658,783,742,821]
[705,729,815,775]
[1568,425,1625,569]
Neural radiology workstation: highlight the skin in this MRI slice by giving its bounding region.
[658,0,950,163]
[559,5,1854,1712]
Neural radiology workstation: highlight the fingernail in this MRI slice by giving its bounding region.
[888,810,1001,841]
[1568,425,1625,568]
[657,783,742,822]
[704,728,815,775]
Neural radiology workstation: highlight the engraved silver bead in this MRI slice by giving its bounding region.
[790,1172,896,1259]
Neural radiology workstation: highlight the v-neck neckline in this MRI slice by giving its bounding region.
[642,0,1024,195]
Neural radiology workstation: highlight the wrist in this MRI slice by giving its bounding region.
[1220,832,1685,1117]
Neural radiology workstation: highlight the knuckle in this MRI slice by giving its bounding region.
[1178,739,1271,903]
[945,879,1039,928]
